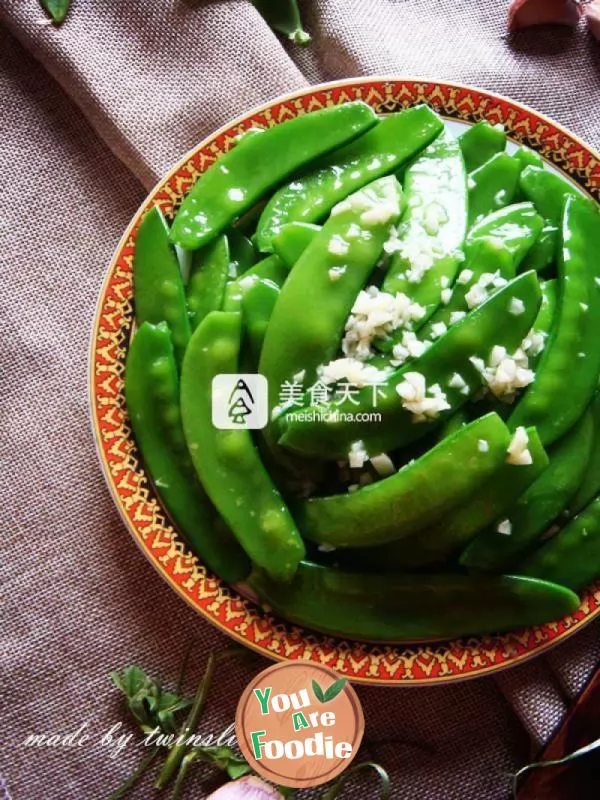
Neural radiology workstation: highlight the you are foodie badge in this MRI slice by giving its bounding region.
[235,662,364,788]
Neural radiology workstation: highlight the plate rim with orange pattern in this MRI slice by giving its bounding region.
[89,77,600,686]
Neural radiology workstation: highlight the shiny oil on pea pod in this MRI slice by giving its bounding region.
[297,412,512,549]
[187,235,231,331]
[255,105,443,252]
[170,101,378,250]
[461,409,593,572]
[458,121,506,173]
[249,562,579,642]
[568,391,600,517]
[271,222,320,268]
[519,165,586,274]
[180,310,305,582]
[260,176,404,419]
[380,129,468,329]
[133,205,191,368]
[125,321,250,583]
[278,271,541,460]
[417,203,543,343]
[343,427,548,570]
[467,152,522,226]
[509,196,600,446]
[519,494,600,592]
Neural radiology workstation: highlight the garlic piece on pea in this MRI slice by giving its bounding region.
[508,0,582,32]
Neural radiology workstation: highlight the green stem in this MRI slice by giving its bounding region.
[512,736,600,798]
[155,652,217,789]
[171,750,200,800]
[321,761,391,799]
[107,745,161,800]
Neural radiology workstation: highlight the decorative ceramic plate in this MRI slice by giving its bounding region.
[90,77,600,686]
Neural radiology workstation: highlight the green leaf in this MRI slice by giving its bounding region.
[40,0,70,24]
[110,665,191,735]
[512,736,600,798]
[323,678,347,703]
[312,679,325,703]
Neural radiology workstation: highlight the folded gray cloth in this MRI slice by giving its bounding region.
[1,2,599,798]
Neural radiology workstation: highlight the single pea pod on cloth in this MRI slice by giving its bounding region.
[458,121,506,172]
[508,196,600,446]
[379,129,468,334]
[169,100,378,250]
[180,310,305,582]
[461,409,593,572]
[259,175,404,416]
[296,412,512,549]
[467,152,522,226]
[133,205,191,368]
[251,0,311,46]
[344,426,548,570]
[255,104,443,253]
[278,271,542,459]
[248,562,579,642]
[518,495,600,592]
[125,321,250,583]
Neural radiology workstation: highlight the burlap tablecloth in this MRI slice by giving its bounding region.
[2,2,600,798]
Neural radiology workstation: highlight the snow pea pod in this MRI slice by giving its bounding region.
[509,196,600,445]
[125,322,250,583]
[239,260,290,365]
[418,203,542,341]
[134,205,191,368]
[222,254,288,313]
[186,235,230,331]
[520,166,582,221]
[251,0,311,45]
[513,146,543,171]
[249,562,579,642]
[519,495,600,592]
[180,311,305,581]
[568,391,600,517]
[279,272,541,459]
[519,165,584,273]
[171,101,378,250]
[465,202,543,259]
[228,230,257,275]
[351,427,547,570]
[381,129,468,327]
[461,410,593,572]
[297,412,511,549]
[241,278,281,366]
[260,176,403,416]
[459,121,506,173]
[271,222,320,268]
[255,105,443,252]
[467,152,522,226]
[520,224,557,275]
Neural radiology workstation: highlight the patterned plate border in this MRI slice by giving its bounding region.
[90,77,600,685]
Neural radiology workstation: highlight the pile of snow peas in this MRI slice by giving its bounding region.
[126,100,600,643]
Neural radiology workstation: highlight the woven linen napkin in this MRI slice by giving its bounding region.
[1,2,599,798]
